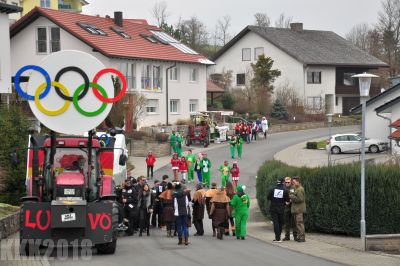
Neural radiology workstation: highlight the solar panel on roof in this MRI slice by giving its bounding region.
[170,43,198,55]
[150,30,178,43]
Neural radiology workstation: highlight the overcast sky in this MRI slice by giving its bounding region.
[83,0,383,37]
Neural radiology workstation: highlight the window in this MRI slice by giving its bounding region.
[153,65,162,91]
[335,136,348,141]
[343,73,356,86]
[50,27,60,52]
[170,67,179,81]
[236,74,245,86]
[189,99,198,113]
[254,47,264,60]
[141,64,151,90]
[348,135,360,141]
[111,26,131,39]
[242,48,251,61]
[146,99,158,114]
[335,96,338,106]
[170,99,179,113]
[307,97,322,109]
[120,63,136,90]
[77,22,107,36]
[189,68,198,82]
[307,71,321,84]
[36,27,47,53]
[40,0,51,8]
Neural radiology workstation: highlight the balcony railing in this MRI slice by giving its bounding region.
[335,85,381,96]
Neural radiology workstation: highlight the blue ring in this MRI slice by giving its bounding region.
[14,65,51,101]
[99,134,110,146]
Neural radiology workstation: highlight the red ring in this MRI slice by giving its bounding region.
[92,68,127,103]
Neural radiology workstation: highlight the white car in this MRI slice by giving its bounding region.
[326,133,388,154]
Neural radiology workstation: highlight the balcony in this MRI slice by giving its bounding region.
[335,85,381,97]
[58,3,80,12]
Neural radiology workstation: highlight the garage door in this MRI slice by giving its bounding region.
[342,97,360,115]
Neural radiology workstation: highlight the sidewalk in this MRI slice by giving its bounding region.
[128,142,229,178]
[247,199,400,266]
[274,139,390,167]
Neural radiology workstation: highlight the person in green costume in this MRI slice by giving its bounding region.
[185,149,196,183]
[199,152,212,188]
[176,132,183,157]
[218,160,231,188]
[169,131,177,154]
[229,135,237,159]
[230,184,250,240]
[236,136,244,159]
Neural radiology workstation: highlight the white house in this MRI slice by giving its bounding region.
[10,7,212,129]
[0,2,21,101]
[209,23,387,115]
[352,85,400,154]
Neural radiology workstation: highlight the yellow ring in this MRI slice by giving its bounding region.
[34,81,70,116]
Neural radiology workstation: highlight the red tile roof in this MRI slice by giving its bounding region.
[389,119,400,128]
[10,8,212,64]
[207,80,225,93]
[388,129,400,139]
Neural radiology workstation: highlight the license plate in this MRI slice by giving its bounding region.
[64,188,75,195]
[61,213,76,222]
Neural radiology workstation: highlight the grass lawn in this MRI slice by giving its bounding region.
[317,140,327,149]
[0,203,19,219]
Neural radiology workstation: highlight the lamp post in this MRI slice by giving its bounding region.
[327,114,333,166]
[352,72,378,251]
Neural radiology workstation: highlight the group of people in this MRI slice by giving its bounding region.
[169,130,184,157]
[267,176,306,243]
[116,173,251,246]
[234,116,269,144]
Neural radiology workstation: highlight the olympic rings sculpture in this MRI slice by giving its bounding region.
[14,65,127,117]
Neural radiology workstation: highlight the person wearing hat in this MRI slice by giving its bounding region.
[145,151,156,179]
[236,135,244,159]
[185,149,196,183]
[194,153,203,184]
[268,177,290,242]
[283,177,297,241]
[230,184,250,240]
[170,153,180,182]
[122,178,139,236]
[170,130,177,154]
[159,182,175,237]
[176,132,183,157]
[210,186,231,240]
[230,161,240,188]
[290,176,306,242]
[229,135,237,159]
[173,182,190,245]
[219,160,231,188]
[200,152,212,188]
[192,183,206,236]
[261,117,268,139]
[205,182,218,236]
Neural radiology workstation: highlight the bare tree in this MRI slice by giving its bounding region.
[254,13,270,27]
[345,23,372,51]
[274,13,292,28]
[150,1,170,27]
[180,16,209,50]
[216,15,232,45]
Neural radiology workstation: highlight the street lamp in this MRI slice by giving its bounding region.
[352,72,378,251]
[327,114,333,166]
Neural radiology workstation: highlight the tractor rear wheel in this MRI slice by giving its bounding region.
[96,202,118,254]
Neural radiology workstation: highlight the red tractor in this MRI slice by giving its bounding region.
[185,114,210,147]
[19,129,126,255]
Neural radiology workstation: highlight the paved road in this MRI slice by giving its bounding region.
[50,126,358,266]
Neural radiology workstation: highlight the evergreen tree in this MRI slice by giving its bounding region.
[270,99,288,120]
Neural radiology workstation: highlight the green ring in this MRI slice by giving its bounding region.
[73,82,108,117]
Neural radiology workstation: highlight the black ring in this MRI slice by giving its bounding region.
[54,66,90,101]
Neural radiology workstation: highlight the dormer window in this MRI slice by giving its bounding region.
[140,33,157,43]
[77,22,107,36]
[110,26,131,39]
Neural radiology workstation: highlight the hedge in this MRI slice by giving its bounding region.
[256,160,400,236]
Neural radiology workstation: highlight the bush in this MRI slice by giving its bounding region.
[175,119,192,126]
[129,131,148,140]
[256,160,400,236]
[270,99,288,120]
[155,133,169,143]
[221,92,235,109]
[0,106,30,205]
[306,142,318,149]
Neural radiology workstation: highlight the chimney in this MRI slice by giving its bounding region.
[290,22,303,32]
[114,11,123,27]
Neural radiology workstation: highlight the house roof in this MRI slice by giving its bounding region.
[10,7,213,65]
[0,2,22,14]
[212,25,388,68]
[375,95,400,114]
[351,83,400,114]
[388,129,400,139]
[389,119,400,128]
[207,80,225,93]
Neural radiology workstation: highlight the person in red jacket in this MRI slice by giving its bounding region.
[170,153,180,182]
[179,156,188,183]
[230,161,240,188]
[145,151,156,179]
